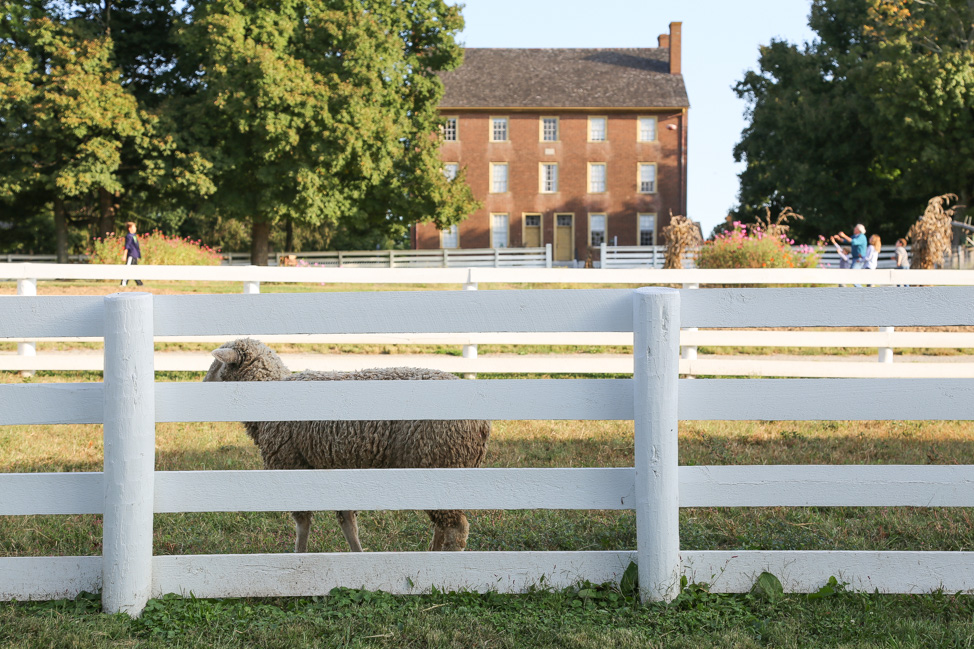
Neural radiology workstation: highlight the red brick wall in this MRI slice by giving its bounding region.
[415,108,688,262]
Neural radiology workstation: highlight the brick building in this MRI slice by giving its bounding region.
[412,22,689,264]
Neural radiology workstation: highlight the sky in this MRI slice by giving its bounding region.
[452,0,818,238]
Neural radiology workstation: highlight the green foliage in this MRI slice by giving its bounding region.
[177,0,479,262]
[697,221,821,268]
[733,0,974,243]
[87,230,222,265]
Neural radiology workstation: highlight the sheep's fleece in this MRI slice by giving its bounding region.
[203,337,491,552]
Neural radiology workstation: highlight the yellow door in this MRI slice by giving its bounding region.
[524,214,541,247]
[555,214,573,262]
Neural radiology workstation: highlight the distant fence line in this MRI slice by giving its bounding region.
[6,243,971,269]
[2,287,974,616]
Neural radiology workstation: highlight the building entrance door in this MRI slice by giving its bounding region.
[523,214,542,247]
[555,213,574,262]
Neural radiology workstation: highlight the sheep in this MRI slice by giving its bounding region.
[202,337,491,553]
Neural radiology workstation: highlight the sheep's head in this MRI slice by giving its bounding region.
[203,338,290,383]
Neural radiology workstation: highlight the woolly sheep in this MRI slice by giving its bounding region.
[203,337,491,553]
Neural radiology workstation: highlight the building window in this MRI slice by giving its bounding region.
[638,116,657,142]
[541,163,558,193]
[525,214,541,227]
[443,117,458,141]
[589,163,606,193]
[491,213,509,248]
[639,214,656,246]
[638,163,656,193]
[589,116,607,142]
[490,163,508,193]
[441,224,459,249]
[541,117,559,141]
[589,213,606,246]
[443,163,459,181]
[491,117,508,142]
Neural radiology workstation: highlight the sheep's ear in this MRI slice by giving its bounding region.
[212,348,241,365]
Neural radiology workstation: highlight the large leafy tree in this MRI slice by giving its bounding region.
[732,0,974,243]
[0,2,212,259]
[179,0,477,264]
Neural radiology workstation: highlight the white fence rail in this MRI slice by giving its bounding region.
[1,287,974,614]
[5,264,974,377]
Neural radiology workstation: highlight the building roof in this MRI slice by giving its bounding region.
[438,48,689,110]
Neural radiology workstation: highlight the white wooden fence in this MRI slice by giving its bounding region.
[1,287,974,616]
[4,265,974,377]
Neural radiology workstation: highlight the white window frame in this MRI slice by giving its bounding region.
[638,213,657,246]
[443,116,458,141]
[588,116,607,142]
[589,213,607,247]
[440,224,459,249]
[490,163,508,193]
[490,116,509,142]
[540,116,559,142]
[638,163,657,194]
[588,163,607,194]
[540,163,558,193]
[443,162,459,181]
[638,116,657,142]
[490,213,509,248]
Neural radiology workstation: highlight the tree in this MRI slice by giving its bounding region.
[732,0,974,243]
[0,3,212,259]
[178,0,478,264]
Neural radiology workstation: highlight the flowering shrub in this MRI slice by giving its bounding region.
[697,221,821,269]
[87,230,223,266]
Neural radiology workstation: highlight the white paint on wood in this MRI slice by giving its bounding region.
[155,379,635,422]
[0,557,101,601]
[679,378,974,420]
[150,551,637,598]
[153,468,636,513]
[681,287,974,327]
[0,383,103,425]
[633,287,681,602]
[879,326,894,363]
[679,465,974,507]
[0,296,103,338]
[151,290,634,335]
[682,551,974,594]
[680,359,974,378]
[101,292,156,616]
[0,473,103,515]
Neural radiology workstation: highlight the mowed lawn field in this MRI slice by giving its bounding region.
[1,279,973,648]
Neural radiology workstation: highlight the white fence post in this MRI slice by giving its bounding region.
[462,273,478,379]
[632,287,681,602]
[879,326,894,363]
[17,278,37,377]
[600,242,607,269]
[545,243,552,268]
[681,283,699,378]
[102,292,156,617]
[243,266,261,295]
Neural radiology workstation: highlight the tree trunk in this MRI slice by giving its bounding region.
[251,221,271,266]
[285,217,294,252]
[54,197,68,263]
[98,188,116,238]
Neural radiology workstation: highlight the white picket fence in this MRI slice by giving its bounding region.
[1,287,974,616]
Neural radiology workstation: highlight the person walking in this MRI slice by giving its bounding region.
[894,238,909,270]
[120,222,144,287]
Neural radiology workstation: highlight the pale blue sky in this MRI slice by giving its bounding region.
[452,0,817,237]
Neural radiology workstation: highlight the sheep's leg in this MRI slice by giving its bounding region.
[427,510,469,551]
[336,510,363,552]
[293,510,313,553]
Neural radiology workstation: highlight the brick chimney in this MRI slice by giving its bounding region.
[668,21,682,75]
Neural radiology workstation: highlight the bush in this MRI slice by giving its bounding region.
[87,231,223,266]
[697,221,820,269]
